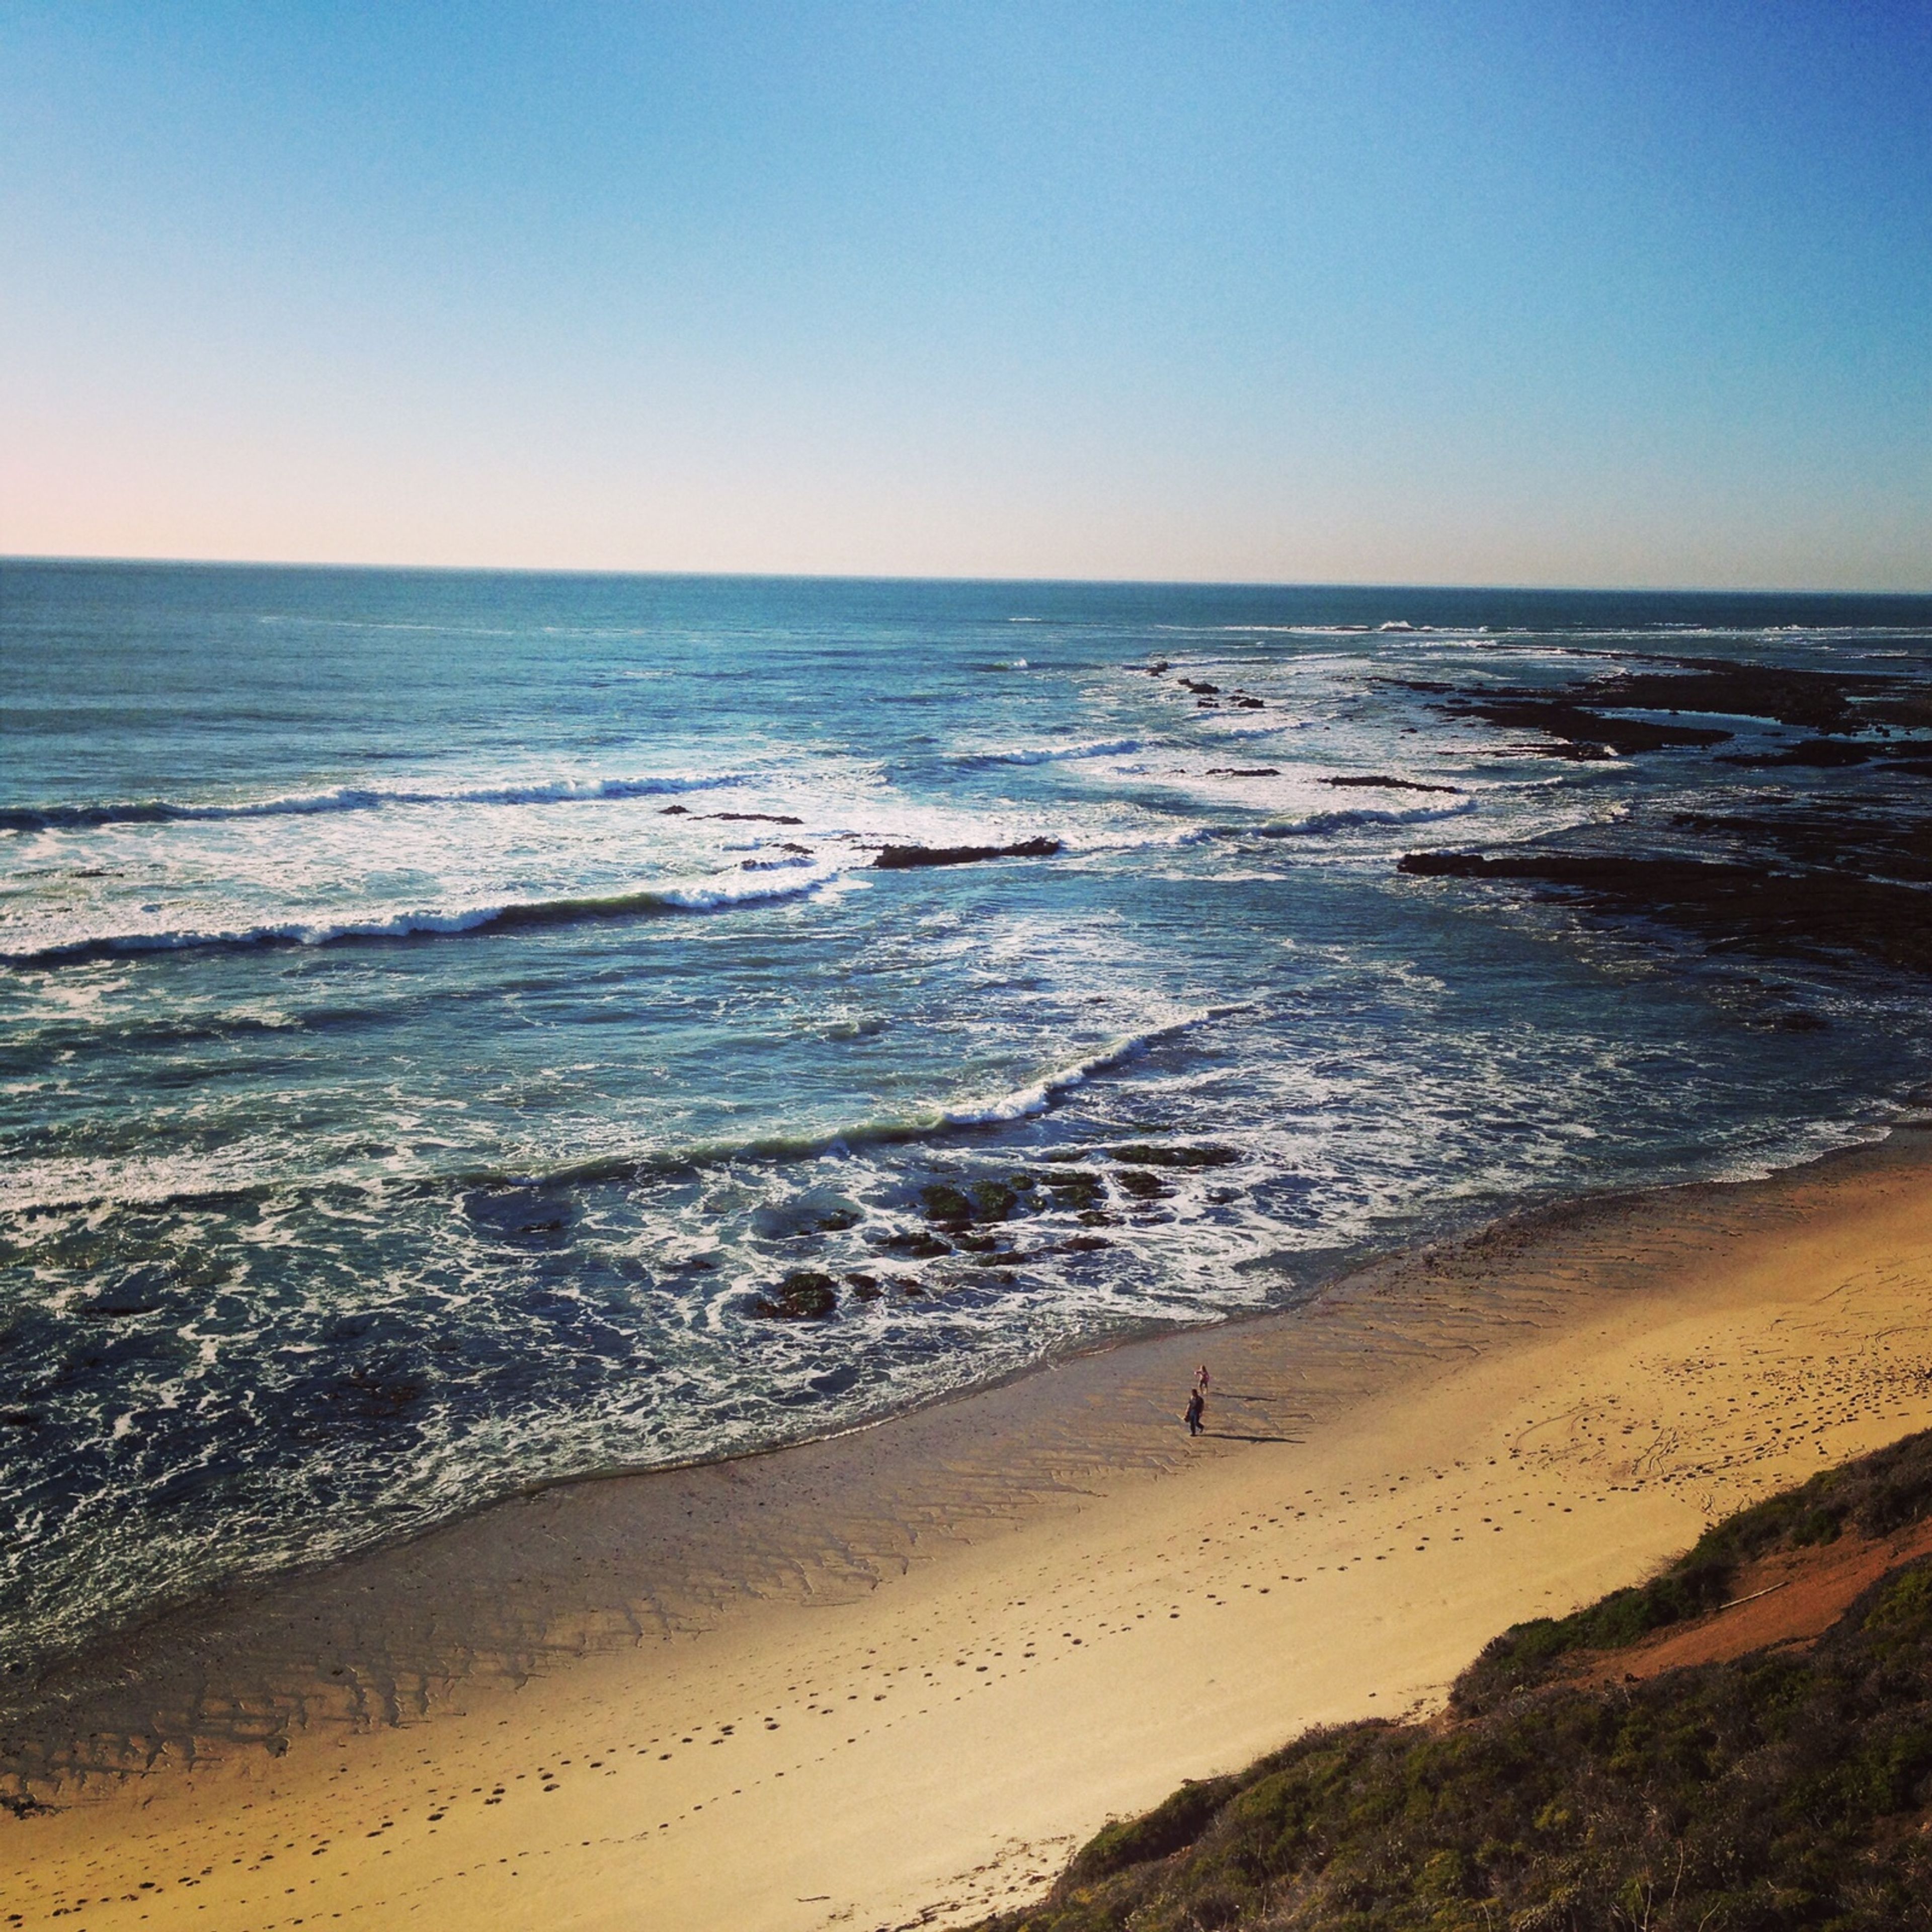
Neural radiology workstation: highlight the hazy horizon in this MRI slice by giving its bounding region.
[11,553,1932,601]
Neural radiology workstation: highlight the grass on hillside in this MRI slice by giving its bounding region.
[975,1430,1932,1932]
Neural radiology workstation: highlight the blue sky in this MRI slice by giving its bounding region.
[2,2,1927,585]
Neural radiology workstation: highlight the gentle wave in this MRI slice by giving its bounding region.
[471,1009,1237,1183]
[1246,798,1478,837]
[1189,720,1312,741]
[1050,798,1474,861]
[8,1009,1230,1214]
[950,737,1142,767]
[932,1010,1223,1125]
[2,866,838,966]
[0,772,749,833]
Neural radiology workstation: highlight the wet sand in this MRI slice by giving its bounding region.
[6,1131,1932,1930]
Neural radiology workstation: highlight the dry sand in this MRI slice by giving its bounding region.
[7,1133,1932,1931]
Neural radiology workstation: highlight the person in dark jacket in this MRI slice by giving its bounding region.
[1184,1387,1205,1436]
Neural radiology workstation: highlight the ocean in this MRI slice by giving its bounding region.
[5,560,1930,1676]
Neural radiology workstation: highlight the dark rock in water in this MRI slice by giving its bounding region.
[919,1182,974,1225]
[1040,1169,1106,1211]
[844,1273,883,1300]
[1231,696,1265,709]
[1720,739,1879,768]
[1324,774,1462,794]
[776,841,813,854]
[1444,696,1733,756]
[704,812,806,825]
[823,1015,886,1041]
[751,1270,839,1320]
[1179,679,1220,695]
[1500,738,1619,761]
[1106,1143,1242,1168]
[873,1228,952,1259]
[659,803,690,815]
[969,1178,1023,1222]
[1058,1235,1113,1253]
[1587,659,1918,733]
[1208,767,1281,777]
[1398,660,1932,779]
[462,1189,575,1246]
[1,1412,40,1429]
[872,837,1062,869]
[1404,658,1896,737]
[1399,850,1932,976]
[1670,804,1932,886]
[917,1178,1027,1226]
[1114,1169,1170,1201]
[751,1190,861,1239]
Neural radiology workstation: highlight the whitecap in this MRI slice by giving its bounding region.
[0,772,751,834]
[949,737,1141,767]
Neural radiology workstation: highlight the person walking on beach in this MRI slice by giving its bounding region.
[1195,1363,1212,1395]
[1184,1386,1205,1436]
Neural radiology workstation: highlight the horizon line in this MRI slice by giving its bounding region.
[5,552,1931,601]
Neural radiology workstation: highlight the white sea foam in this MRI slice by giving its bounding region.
[1186,720,1312,741]
[1251,797,1479,836]
[2,863,843,963]
[932,1010,1223,1127]
[951,737,1142,766]
[2,772,750,832]
[0,1148,282,1214]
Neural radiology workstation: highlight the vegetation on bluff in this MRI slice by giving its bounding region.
[976,1430,1932,1932]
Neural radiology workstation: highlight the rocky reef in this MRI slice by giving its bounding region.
[1395,653,1932,984]
[873,837,1064,869]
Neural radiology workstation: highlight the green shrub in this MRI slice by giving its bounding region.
[974,1429,1932,1932]
[1061,1777,1241,1889]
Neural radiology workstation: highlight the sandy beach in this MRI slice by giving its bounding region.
[8,1129,1932,1931]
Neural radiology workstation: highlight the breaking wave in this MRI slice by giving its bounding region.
[950,738,1142,767]
[0,772,749,833]
[2,865,839,966]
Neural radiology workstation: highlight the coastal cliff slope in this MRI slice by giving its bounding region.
[977,1429,1932,1932]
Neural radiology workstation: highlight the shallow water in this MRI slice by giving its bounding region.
[4,563,1931,1669]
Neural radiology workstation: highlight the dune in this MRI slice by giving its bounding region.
[7,1131,1932,1930]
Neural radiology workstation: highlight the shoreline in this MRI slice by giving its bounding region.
[5,1117,1913,1746]
[7,1126,1932,1928]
